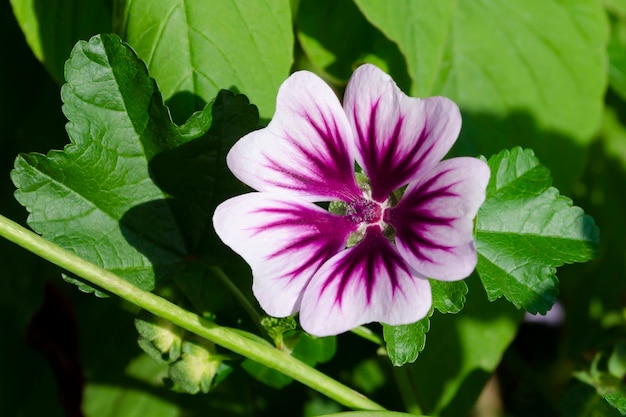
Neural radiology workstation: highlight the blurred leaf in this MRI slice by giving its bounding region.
[10,0,112,84]
[561,382,623,417]
[242,333,337,389]
[296,0,410,91]
[476,147,599,314]
[606,0,626,100]
[609,342,626,380]
[382,311,432,367]
[401,275,523,416]
[12,34,258,296]
[322,412,425,417]
[576,369,626,415]
[352,358,386,395]
[241,358,293,389]
[115,0,293,121]
[83,354,180,417]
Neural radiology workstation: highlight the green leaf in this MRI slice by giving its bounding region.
[382,280,466,366]
[296,0,410,91]
[83,354,181,417]
[116,0,293,121]
[606,0,626,101]
[430,280,467,314]
[561,382,623,417]
[11,34,259,296]
[399,275,523,416]
[576,369,626,415]
[609,342,626,380]
[476,147,599,314]
[10,0,112,84]
[322,412,427,417]
[382,310,432,367]
[354,0,607,145]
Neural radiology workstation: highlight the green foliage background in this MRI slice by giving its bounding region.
[1,0,625,416]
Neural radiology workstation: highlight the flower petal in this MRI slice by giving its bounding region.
[386,157,490,281]
[212,193,356,317]
[300,226,432,336]
[227,71,361,202]
[344,64,462,202]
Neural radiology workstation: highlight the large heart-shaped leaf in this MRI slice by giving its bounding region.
[12,34,259,295]
[116,0,293,121]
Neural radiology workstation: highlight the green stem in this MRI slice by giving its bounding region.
[392,366,424,416]
[0,214,384,411]
[351,326,384,346]
[201,262,264,329]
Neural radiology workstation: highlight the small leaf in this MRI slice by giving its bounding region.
[609,342,626,380]
[382,310,433,367]
[383,279,468,366]
[475,148,599,314]
[560,382,623,417]
[261,316,297,349]
[135,313,229,394]
[430,280,467,314]
[575,370,626,415]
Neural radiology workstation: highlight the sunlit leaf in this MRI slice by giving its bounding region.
[11,34,259,295]
[116,0,293,120]
[382,312,432,367]
[476,148,599,313]
[10,0,111,84]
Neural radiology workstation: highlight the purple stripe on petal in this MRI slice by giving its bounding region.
[212,193,356,317]
[263,106,359,200]
[252,203,356,282]
[344,65,462,201]
[388,158,490,281]
[299,226,432,336]
[227,70,361,202]
[317,226,407,306]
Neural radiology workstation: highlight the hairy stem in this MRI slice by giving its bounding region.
[0,213,384,411]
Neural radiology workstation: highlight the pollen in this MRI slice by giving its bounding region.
[345,197,382,224]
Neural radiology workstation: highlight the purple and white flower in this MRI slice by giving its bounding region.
[213,64,490,336]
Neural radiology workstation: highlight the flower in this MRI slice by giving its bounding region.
[213,64,490,336]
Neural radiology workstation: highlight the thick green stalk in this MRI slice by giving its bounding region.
[0,213,384,411]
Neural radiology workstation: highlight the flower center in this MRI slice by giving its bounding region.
[346,197,382,224]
